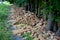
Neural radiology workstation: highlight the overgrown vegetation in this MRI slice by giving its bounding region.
[0,2,14,40]
[6,0,28,7]
[6,0,60,21]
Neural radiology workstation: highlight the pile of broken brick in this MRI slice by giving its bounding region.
[8,5,60,40]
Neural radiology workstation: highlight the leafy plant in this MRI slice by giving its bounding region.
[23,32,33,40]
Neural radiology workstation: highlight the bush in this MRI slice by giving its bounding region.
[0,2,14,40]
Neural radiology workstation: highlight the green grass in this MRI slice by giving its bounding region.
[0,2,14,40]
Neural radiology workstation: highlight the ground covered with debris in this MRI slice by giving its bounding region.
[8,5,60,40]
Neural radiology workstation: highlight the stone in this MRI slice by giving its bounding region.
[36,22,42,27]
[43,21,47,24]
[40,19,43,23]
[30,34,34,37]
[12,29,24,35]
[53,39,57,40]
[33,33,37,37]
[27,31,31,33]
[33,38,38,40]
[42,24,46,28]
[38,34,45,40]
[50,36,54,39]
[22,37,27,40]
[17,34,21,36]
[22,10,26,13]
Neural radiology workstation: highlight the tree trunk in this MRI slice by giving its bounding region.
[35,0,37,15]
[25,0,30,11]
[37,3,40,17]
[56,28,60,36]
[42,8,46,20]
[27,2,29,11]
[31,1,33,12]
[45,12,58,32]
[52,21,58,32]
[45,12,52,31]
